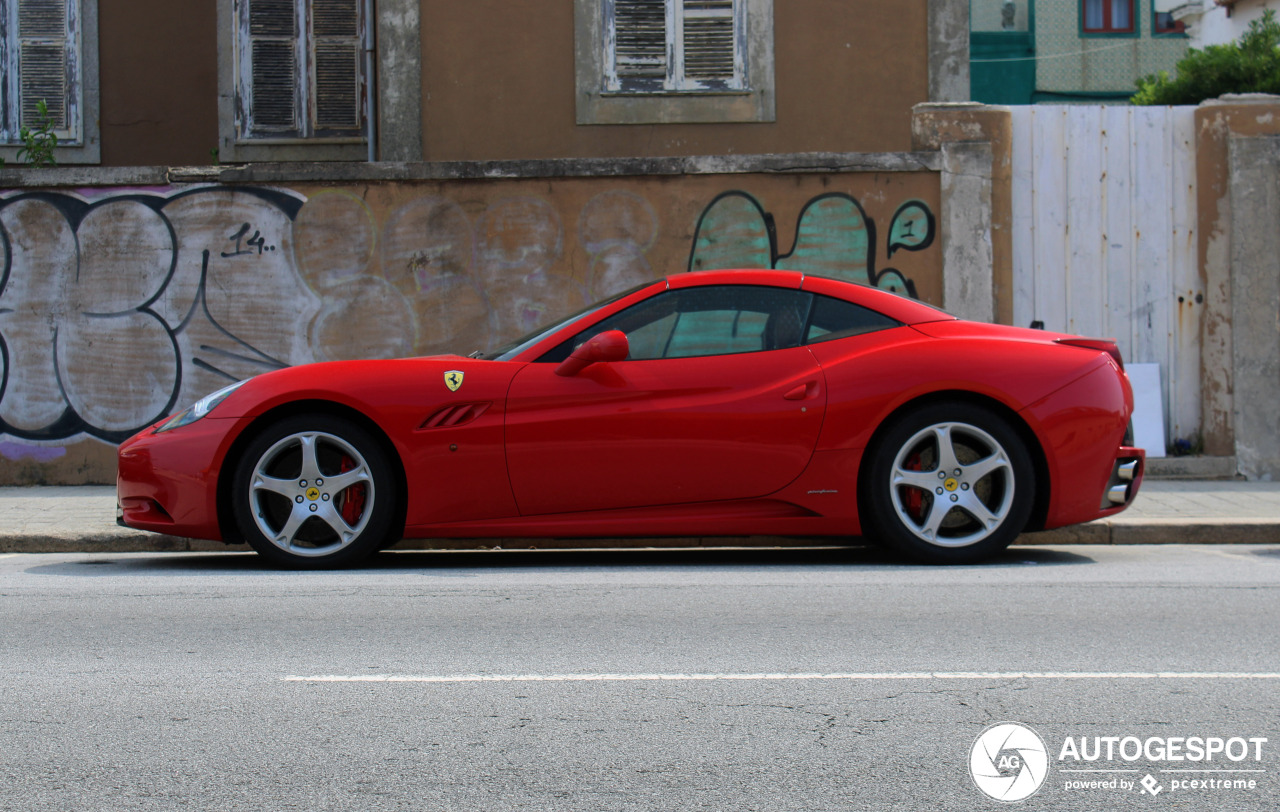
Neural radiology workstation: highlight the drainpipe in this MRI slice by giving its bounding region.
[365,0,377,162]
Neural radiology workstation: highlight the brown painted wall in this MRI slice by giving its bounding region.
[98,0,219,166]
[421,0,929,160]
[93,1,927,165]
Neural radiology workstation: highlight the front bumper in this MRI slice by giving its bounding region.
[116,417,244,541]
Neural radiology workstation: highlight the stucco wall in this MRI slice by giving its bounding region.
[0,167,942,484]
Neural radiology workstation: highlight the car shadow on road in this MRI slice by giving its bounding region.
[24,543,1097,576]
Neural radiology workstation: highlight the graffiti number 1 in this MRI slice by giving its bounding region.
[221,222,275,257]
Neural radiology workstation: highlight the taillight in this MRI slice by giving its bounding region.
[1055,338,1124,371]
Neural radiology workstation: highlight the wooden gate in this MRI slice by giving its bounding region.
[1009,105,1200,447]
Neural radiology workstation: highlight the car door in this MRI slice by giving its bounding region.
[504,285,827,516]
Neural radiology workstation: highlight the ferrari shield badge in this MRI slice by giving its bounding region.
[444,370,465,392]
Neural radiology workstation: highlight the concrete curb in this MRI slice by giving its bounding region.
[3,521,1278,554]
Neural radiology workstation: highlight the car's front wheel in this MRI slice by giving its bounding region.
[863,402,1034,564]
[231,414,397,568]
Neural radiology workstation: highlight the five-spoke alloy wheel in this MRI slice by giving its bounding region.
[231,414,396,568]
[863,402,1034,564]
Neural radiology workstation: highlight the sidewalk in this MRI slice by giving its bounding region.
[1,480,1279,553]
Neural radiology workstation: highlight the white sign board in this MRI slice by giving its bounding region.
[1127,362,1167,458]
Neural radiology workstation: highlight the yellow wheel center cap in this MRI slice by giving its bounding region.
[943,478,959,492]
[305,487,321,501]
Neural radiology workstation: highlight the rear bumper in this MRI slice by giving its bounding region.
[1021,361,1144,529]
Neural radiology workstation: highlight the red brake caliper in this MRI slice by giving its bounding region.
[903,452,924,520]
[337,454,366,525]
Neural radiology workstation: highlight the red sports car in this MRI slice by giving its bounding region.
[117,270,1144,567]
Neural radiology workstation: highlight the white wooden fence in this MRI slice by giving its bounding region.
[1010,105,1200,446]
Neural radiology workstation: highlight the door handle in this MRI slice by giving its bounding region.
[783,382,818,401]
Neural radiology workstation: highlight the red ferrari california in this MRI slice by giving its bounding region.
[117,270,1144,567]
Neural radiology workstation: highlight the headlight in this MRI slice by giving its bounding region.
[155,380,249,433]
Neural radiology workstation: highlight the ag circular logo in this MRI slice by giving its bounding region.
[969,722,1049,802]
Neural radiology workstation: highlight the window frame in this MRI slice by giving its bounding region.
[0,0,100,164]
[1080,0,1138,37]
[1151,0,1187,37]
[575,0,775,125]
[218,0,428,163]
[229,0,366,153]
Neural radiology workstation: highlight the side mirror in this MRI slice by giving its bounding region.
[555,330,629,377]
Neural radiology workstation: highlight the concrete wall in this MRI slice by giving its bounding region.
[1194,96,1280,471]
[0,158,942,484]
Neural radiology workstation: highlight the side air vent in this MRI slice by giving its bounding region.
[420,402,491,429]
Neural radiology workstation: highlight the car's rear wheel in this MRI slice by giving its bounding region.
[863,402,1034,564]
[231,414,396,568]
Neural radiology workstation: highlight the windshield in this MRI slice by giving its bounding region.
[484,281,658,361]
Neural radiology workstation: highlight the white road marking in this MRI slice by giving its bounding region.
[1188,547,1259,562]
[284,671,1280,683]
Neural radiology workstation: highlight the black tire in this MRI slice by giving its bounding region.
[862,402,1035,564]
[231,413,397,568]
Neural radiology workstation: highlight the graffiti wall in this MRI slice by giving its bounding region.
[0,173,941,484]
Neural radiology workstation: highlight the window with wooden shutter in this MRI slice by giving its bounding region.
[237,0,364,140]
[1,0,80,144]
[576,0,773,125]
[607,0,745,93]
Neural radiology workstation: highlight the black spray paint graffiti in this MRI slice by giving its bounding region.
[687,191,935,297]
[0,187,307,444]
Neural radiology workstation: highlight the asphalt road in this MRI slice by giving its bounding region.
[2,544,1279,811]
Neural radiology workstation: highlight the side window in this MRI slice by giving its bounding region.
[804,295,901,345]
[540,285,812,362]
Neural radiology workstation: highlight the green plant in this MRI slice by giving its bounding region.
[16,98,58,166]
[1133,10,1280,105]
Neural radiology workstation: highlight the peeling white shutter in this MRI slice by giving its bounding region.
[611,0,667,90]
[608,0,744,93]
[310,0,360,132]
[676,0,740,89]
[17,0,66,127]
[247,0,299,133]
